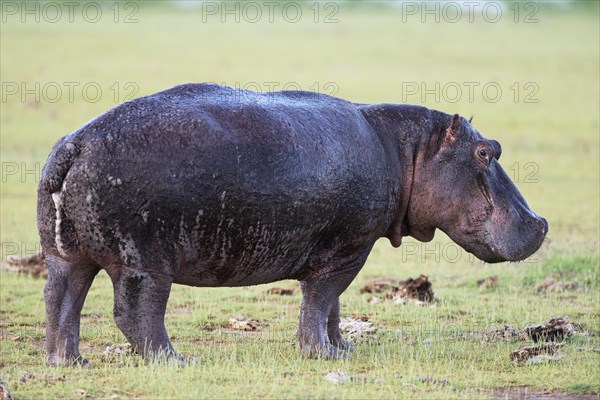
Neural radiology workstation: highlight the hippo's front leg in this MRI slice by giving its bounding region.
[297,252,368,359]
[109,267,183,364]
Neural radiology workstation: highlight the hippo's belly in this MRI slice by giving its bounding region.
[163,190,335,286]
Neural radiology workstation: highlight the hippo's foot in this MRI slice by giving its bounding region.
[299,342,351,359]
[330,336,355,352]
[145,349,199,367]
[45,353,91,368]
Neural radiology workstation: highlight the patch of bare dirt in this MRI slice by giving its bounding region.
[2,252,47,278]
[491,387,598,400]
[361,275,435,304]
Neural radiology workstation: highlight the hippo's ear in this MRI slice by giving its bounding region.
[443,114,461,145]
[468,115,473,124]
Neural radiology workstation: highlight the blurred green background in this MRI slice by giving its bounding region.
[1,0,598,260]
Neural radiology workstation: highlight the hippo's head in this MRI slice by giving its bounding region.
[405,113,547,263]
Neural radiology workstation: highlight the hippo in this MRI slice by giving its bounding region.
[37,83,547,365]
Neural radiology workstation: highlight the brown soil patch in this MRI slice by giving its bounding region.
[491,387,599,399]
[2,252,47,278]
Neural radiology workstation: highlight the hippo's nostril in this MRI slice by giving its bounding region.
[537,217,548,234]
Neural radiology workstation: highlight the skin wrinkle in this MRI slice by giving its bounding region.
[37,83,547,364]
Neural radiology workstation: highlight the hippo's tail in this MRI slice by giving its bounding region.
[40,136,80,194]
[38,136,80,259]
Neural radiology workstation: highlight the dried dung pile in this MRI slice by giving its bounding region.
[264,287,299,296]
[524,316,574,342]
[536,276,578,292]
[361,275,434,304]
[2,252,47,278]
[510,316,576,366]
[338,317,377,340]
[324,371,351,384]
[464,324,528,342]
[393,275,434,302]
[510,343,564,365]
[101,343,133,363]
[360,277,396,294]
[476,275,498,289]
[227,315,264,331]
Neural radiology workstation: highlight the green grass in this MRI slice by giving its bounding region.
[1,3,599,399]
[2,255,599,399]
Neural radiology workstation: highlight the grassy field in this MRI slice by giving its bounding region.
[1,2,599,399]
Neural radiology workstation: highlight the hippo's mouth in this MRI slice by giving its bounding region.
[477,177,494,208]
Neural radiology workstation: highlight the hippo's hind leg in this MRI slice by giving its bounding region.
[44,254,99,366]
[109,267,183,363]
[297,252,368,359]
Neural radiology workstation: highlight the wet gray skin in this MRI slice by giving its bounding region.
[37,83,548,365]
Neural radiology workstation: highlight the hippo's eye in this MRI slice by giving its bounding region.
[477,148,491,165]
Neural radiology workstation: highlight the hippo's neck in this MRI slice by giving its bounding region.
[358,103,446,247]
